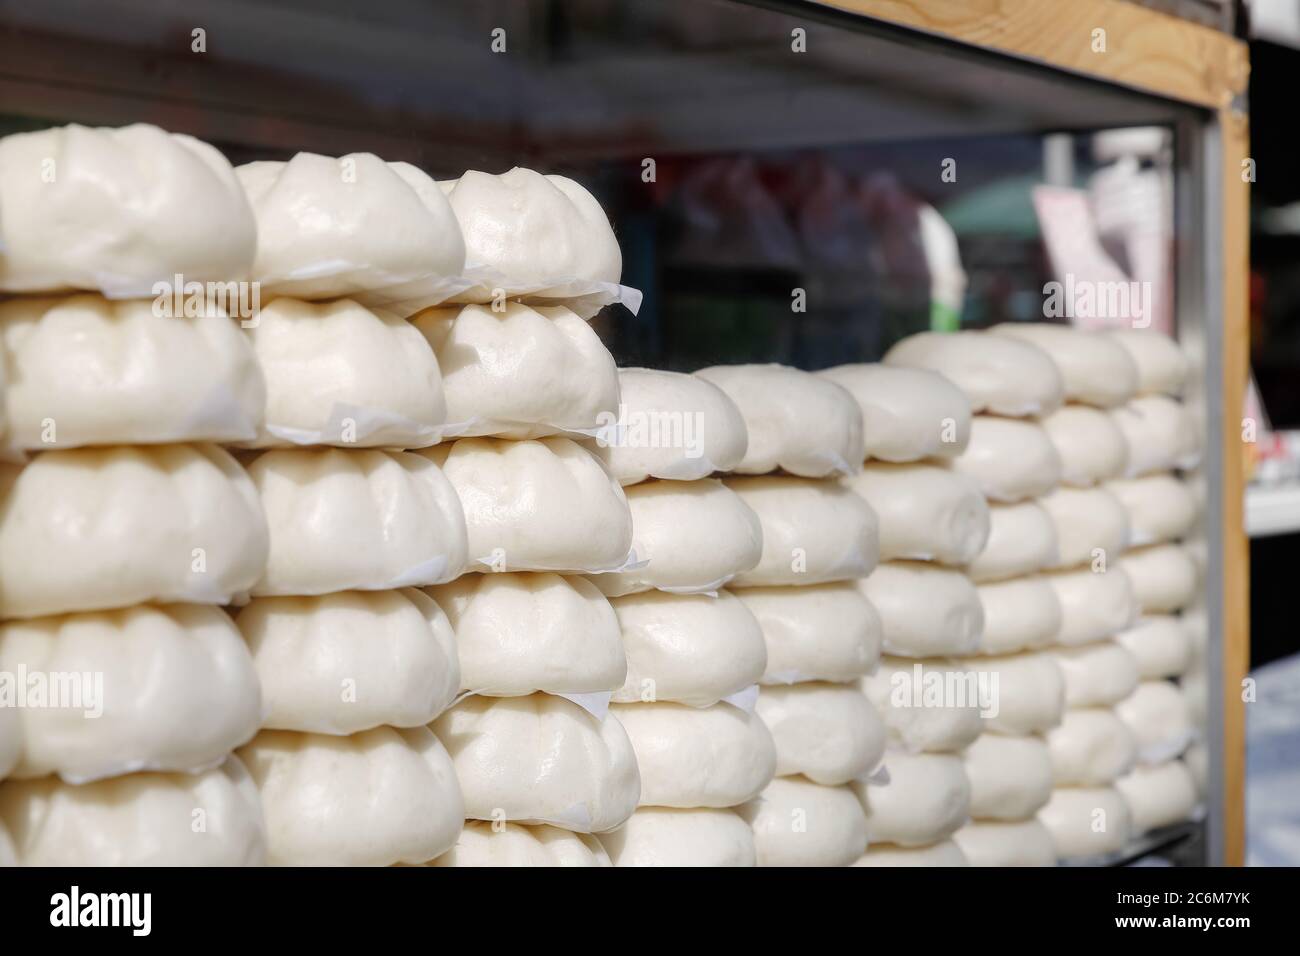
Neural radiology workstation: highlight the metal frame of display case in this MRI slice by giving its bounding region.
[810,0,1250,867]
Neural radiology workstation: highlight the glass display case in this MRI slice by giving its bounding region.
[0,0,1249,865]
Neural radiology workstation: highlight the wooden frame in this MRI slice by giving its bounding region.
[812,0,1250,866]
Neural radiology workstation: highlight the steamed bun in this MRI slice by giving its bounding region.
[0,444,268,618]
[738,583,881,685]
[432,821,610,867]
[1050,640,1140,708]
[816,363,971,462]
[963,732,1053,820]
[858,562,983,658]
[0,124,255,294]
[1043,566,1138,646]
[248,448,467,595]
[860,656,984,754]
[244,297,445,448]
[239,726,463,865]
[236,152,464,298]
[236,589,460,734]
[977,576,1061,655]
[1106,474,1197,546]
[590,366,748,483]
[854,751,971,847]
[0,294,263,449]
[853,840,969,867]
[1115,761,1198,835]
[0,757,265,866]
[695,364,865,477]
[429,572,624,698]
[1037,786,1132,860]
[953,818,1056,867]
[1039,486,1130,570]
[590,479,762,595]
[434,694,640,832]
[1047,708,1138,786]
[884,330,1064,417]
[946,416,1062,503]
[965,500,1059,582]
[1118,543,1198,613]
[0,604,260,782]
[990,322,1138,407]
[755,683,886,785]
[1040,404,1129,486]
[1110,395,1199,476]
[1115,616,1191,679]
[426,437,632,573]
[598,807,755,867]
[726,476,878,586]
[1106,329,1188,397]
[613,701,775,809]
[953,651,1065,735]
[843,462,989,565]
[441,168,621,295]
[1115,680,1194,763]
[742,777,867,867]
[412,302,618,439]
[610,590,765,708]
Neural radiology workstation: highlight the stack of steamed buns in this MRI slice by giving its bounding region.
[0,122,1204,867]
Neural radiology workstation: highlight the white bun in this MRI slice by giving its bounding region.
[236,589,459,734]
[1115,615,1191,679]
[610,590,765,708]
[431,821,610,867]
[964,732,1054,820]
[1110,395,1199,476]
[1043,566,1138,646]
[953,651,1065,735]
[239,726,463,866]
[613,701,775,809]
[1050,639,1140,708]
[592,367,747,483]
[1115,680,1194,764]
[598,807,756,867]
[860,656,984,754]
[694,364,865,477]
[858,561,983,659]
[1106,474,1197,546]
[244,298,445,448]
[1116,761,1197,835]
[429,572,624,698]
[0,124,255,294]
[1037,786,1132,860]
[854,751,971,847]
[853,839,969,867]
[248,448,467,595]
[0,294,263,449]
[884,330,1064,417]
[237,153,464,298]
[1118,543,1198,614]
[1047,708,1138,786]
[1040,404,1129,486]
[946,416,1062,503]
[953,818,1056,867]
[742,777,867,867]
[434,694,640,832]
[755,683,886,785]
[1039,486,1130,570]
[1106,329,1188,397]
[966,501,1060,583]
[1,604,260,782]
[0,756,265,865]
[0,444,267,618]
[738,583,881,685]
[441,168,621,294]
[990,323,1139,407]
[977,576,1062,655]
[844,462,989,565]
[725,476,878,586]
[426,437,632,573]
[817,363,971,462]
[591,479,761,595]
[412,303,618,439]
